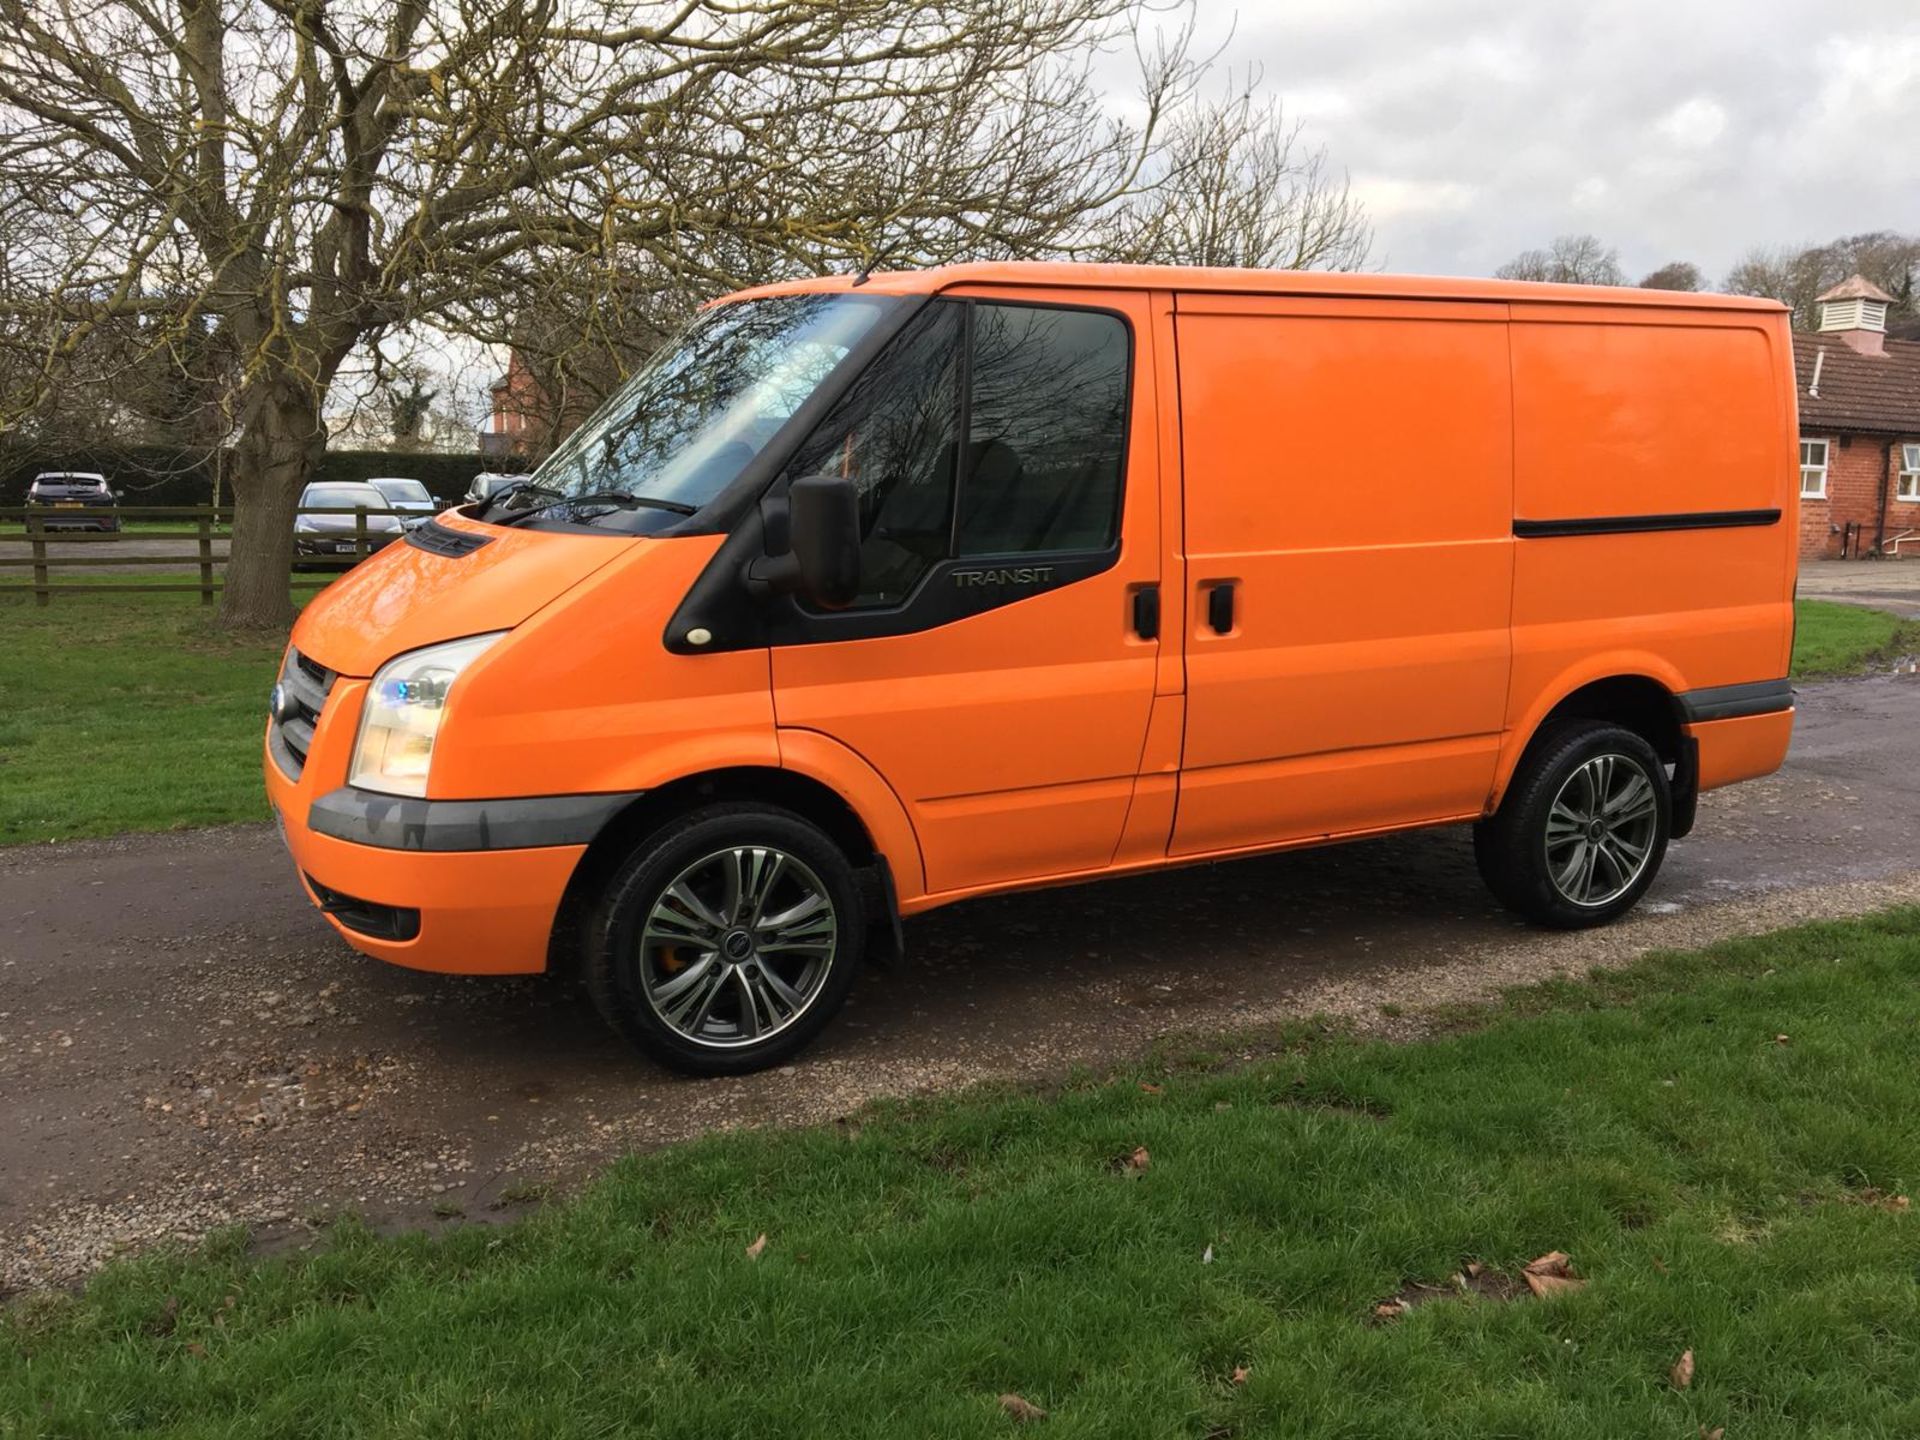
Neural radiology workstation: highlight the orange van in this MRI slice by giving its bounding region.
[266,263,1798,1073]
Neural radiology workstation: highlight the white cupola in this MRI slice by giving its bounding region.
[1815,274,1894,356]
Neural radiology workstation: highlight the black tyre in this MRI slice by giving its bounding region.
[1473,721,1671,929]
[584,804,867,1075]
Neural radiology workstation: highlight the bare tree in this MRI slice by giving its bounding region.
[1726,232,1920,332]
[1638,261,1703,292]
[1086,94,1371,272]
[1495,235,1626,286]
[1,0,1281,628]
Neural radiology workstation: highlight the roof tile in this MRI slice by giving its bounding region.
[1793,333,1920,434]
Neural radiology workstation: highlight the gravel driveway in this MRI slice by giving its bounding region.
[4,672,1917,1293]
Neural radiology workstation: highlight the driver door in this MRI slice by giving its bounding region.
[769,290,1163,897]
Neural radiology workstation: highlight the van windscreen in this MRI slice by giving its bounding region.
[527,293,897,518]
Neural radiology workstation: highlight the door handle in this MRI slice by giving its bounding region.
[1131,584,1160,640]
[1206,581,1236,635]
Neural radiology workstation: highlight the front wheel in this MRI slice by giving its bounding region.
[584,804,867,1075]
[1474,722,1671,929]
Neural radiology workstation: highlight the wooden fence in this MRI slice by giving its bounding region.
[0,504,416,605]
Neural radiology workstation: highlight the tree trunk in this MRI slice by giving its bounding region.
[217,375,327,632]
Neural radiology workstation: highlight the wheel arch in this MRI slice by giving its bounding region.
[1493,661,1691,817]
[546,748,923,976]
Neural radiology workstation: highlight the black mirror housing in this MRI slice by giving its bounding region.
[787,473,861,608]
[748,473,861,609]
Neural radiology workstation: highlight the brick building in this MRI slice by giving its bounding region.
[1792,275,1920,558]
[477,350,550,460]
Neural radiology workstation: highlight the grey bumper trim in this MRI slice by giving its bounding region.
[1677,678,1794,724]
[308,786,642,852]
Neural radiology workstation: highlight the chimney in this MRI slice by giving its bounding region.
[1815,274,1894,356]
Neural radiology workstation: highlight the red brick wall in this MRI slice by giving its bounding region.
[1797,431,1920,557]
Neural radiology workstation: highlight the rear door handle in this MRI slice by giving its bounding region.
[1206,581,1236,635]
[1131,584,1160,640]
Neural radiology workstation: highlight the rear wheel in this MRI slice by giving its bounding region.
[584,804,867,1075]
[1474,722,1670,929]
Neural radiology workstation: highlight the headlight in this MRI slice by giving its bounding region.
[349,632,505,797]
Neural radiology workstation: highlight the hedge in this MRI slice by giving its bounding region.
[1,445,519,507]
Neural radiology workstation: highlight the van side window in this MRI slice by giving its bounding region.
[785,303,964,608]
[956,305,1128,557]
[784,298,1129,611]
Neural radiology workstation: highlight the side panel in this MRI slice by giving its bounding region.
[772,287,1163,896]
[1499,306,1798,798]
[1170,295,1515,854]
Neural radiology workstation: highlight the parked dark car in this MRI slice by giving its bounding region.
[365,477,438,528]
[464,472,532,506]
[293,481,405,570]
[25,472,121,531]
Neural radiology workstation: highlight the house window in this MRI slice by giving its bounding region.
[1899,443,1919,502]
[1799,438,1830,499]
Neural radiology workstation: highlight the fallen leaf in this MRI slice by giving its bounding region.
[998,1393,1047,1423]
[1893,1195,1911,1211]
[1139,1082,1164,1094]
[1231,1365,1251,1386]
[1202,1244,1215,1264]
[1771,1034,1791,1045]
[184,1342,207,1359]
[745,1233,768,1260]
[1671,1349,1695,1389]
[1123,1146,1151,1173]
[1373,1299,1411,1320]
[1700,1427,1724,1439]
[1524,1251,1572,1277]
[1464,1261,1484,1278]
[1522,1270,1587,1299]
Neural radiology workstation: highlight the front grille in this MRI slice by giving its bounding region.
[270,647,336,779]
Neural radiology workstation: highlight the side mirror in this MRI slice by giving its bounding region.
[749,474,861,609]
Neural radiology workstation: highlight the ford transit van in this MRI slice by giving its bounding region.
[266,264,1798,1074]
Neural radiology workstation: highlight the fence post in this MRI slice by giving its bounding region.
[197,509,214,605]
[28,510,49,608]
[354,507,368,565]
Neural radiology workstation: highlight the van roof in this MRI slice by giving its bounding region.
[724,261,1786,313]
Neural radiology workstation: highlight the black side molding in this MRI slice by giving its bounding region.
[1514,509,1781,539]
[1676,678,1794,724]
[308,786,641,851]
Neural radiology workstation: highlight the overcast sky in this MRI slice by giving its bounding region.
[1179,0,1920,283]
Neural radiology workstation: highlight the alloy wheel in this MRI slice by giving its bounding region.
[637,846,839,1048]
[1542,752,1660,908]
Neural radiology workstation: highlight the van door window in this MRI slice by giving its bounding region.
[781,298,1130,614]
[956,304,1129,557]
[784,302,963,608]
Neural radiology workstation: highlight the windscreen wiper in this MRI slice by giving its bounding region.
[494,489,697,526]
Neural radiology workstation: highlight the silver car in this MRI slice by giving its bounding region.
[365,477,438,528]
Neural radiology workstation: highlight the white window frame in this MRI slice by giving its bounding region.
[1799,438,1831,499]
[1898,442,1919,502]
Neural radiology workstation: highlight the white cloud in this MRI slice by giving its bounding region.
[1654,97,1729,150]
[1189,0,1920,282]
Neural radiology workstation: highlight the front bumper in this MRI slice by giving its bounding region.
[264,676,630,975]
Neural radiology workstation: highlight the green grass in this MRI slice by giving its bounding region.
[7,911,1920,1438]
[0,590,289,843]
[1791,598,1920,679]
